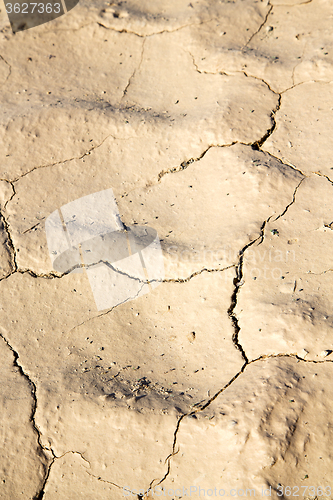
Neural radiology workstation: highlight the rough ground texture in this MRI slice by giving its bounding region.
[0,0,332,498]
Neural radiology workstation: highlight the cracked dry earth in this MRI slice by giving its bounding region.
[1,0,333,498]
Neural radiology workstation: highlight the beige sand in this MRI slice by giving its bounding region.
[0,0,333,498]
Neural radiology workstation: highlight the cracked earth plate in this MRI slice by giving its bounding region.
[236,175,333,361]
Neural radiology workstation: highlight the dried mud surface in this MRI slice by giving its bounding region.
[0,0,332,498]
